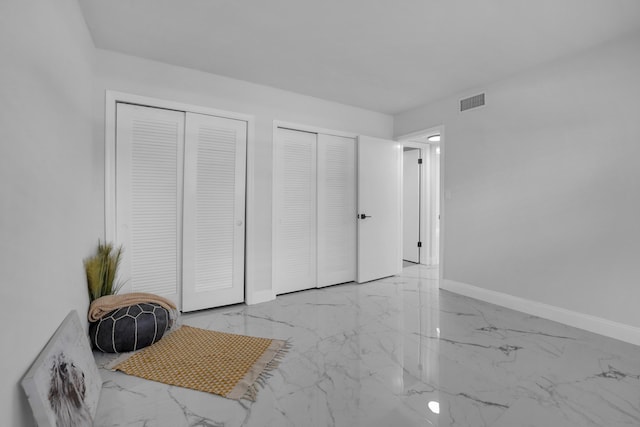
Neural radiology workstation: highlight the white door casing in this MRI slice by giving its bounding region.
[357,136,402,283]
[182,112,246,311]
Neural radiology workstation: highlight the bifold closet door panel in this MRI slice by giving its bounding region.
[317,134,356,287]
[273,128,317,294]
[182,113,247,312]
[115,103,185,306]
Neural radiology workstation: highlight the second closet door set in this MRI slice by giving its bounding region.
[115,103,246,312]
[273,127,356,294]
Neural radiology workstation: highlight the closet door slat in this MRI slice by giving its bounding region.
[182,112,246,311]
[273,128,317,294]
[317,134,356,287]
[115,103,184,306]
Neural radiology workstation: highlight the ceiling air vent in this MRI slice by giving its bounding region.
[460,93,485,111]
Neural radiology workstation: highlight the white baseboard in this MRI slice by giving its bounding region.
[246,289,275,306]
[440,279,640,347]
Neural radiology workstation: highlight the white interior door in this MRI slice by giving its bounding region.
[182,112,246,312]
[403,149,420,263]
[317,134,356,287]
[273,128,317,294]
[115,103,184,306]
[357,136,402,283]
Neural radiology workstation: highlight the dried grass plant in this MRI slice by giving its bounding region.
[84,241,124,302]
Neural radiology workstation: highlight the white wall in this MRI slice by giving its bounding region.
[0,0,98,426]
[1,10,392,424]
[395,31,640,330]
[93,49,394,301]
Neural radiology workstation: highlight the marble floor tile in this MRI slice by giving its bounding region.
[93,264,640,426]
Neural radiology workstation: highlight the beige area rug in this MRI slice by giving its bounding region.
[111,325,289,400]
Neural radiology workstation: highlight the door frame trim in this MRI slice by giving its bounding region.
[273,120,358,140]
[104,90,257,304]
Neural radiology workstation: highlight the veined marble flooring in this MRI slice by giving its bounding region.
[94,265,640,426]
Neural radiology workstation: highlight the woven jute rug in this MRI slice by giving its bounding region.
[111,325,289,400]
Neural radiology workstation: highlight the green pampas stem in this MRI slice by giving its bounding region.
[84,241,124,302]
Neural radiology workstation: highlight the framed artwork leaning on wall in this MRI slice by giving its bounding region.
[22,310,102,427]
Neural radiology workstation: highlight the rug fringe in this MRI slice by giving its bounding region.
[240,338,291,401]
[105,351,135,370]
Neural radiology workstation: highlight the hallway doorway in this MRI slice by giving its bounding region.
[399,127,442,267]
[402,147,421,263]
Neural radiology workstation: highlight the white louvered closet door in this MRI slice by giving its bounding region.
[182,113,246,311]
[115,103,185,306]
[317,134,356,287]
[273,128,317,294]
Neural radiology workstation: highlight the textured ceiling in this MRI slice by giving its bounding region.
[78,0,640,114]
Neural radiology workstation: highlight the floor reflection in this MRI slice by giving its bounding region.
[94,264,640,427]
